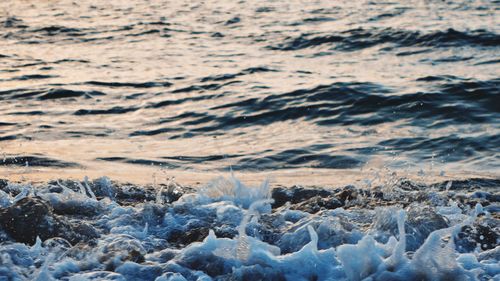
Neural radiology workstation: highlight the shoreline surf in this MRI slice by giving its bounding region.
[0,175,498,280]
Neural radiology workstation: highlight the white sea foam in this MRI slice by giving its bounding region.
[0,176,498,280]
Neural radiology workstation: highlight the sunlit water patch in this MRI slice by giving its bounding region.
[0,0,499,182]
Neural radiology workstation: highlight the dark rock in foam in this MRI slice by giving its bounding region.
[290,195,343,214]
[0,197,98,245]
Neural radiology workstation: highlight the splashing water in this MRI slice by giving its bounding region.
[0,175,497,280]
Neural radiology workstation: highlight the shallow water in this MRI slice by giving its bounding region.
[0,0,499,184]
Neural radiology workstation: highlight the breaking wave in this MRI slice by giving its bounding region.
[0,176,498,280]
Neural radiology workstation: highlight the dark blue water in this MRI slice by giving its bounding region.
[0,0,498,183]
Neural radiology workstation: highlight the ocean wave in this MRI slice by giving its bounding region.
[160,79,499,135]
[0,88,105,101]
[73,106,139,116]
[0,19,179,45]
[269,28,499,51]
[378,134,500,162]
[200,67,277,83]
[3,74,57,81]
[234,151,363,170]
[85,81,173,89]
[0,155,80,167]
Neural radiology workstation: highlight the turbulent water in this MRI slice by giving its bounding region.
[0,0,498,183]
[0,0,499,280]
[0,177,499,280]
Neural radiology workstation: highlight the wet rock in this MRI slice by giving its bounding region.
[115,184,155,204]
[372,189,384,200]
[0,197,57,244]
[114,181,189,205]
[271,186,332,208]
[0,179,8,190]
[213,225,237,239]
[73,222,100,241]
[334,185,358,203]
[456,223,499,252]
[0,197,98,245]
[49,200,101,217]
[48,185,64,193]
[431,178,500,192]
[270,187,290,208]
[168,227,210,246]
[290,195,343,214]
[396,178,426,191]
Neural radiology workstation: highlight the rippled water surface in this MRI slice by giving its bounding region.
[0,0,499,184]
